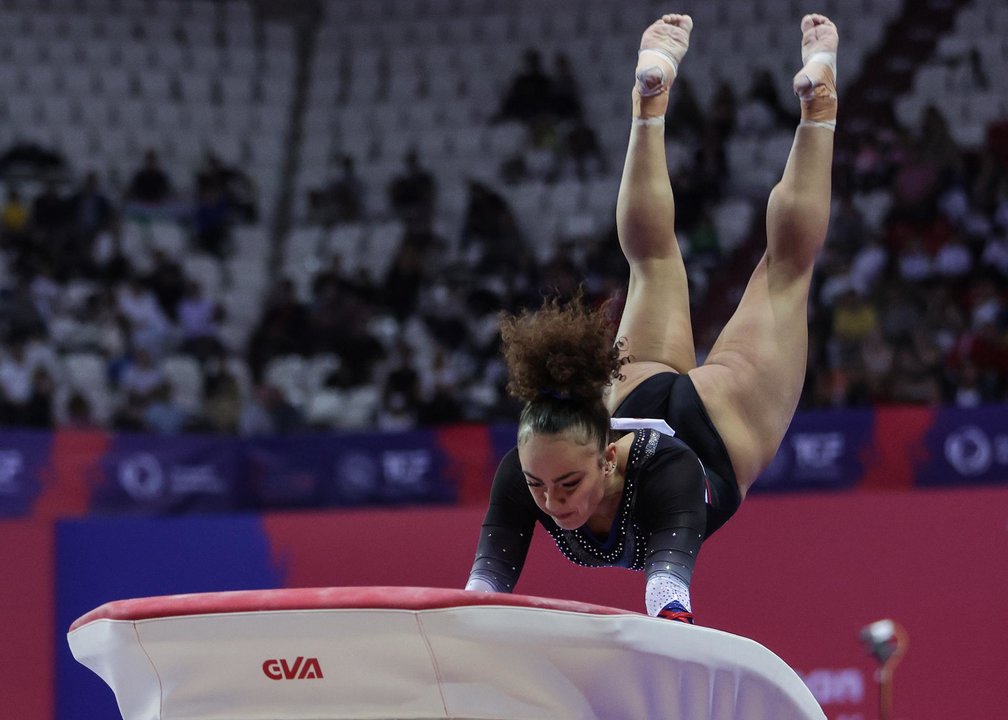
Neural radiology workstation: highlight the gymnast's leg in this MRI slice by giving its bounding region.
[689,14,839,492]
[609,14,697,397]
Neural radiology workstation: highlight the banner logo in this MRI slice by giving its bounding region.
[0,450,24,495]
[118,453,165,499]
[262,656,324,680]
[944,426,992,476]
[791,432,845,478]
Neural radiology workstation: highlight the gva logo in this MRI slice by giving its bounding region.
[262,656,324,680]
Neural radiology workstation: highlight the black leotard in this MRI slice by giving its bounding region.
[466,373,742,616]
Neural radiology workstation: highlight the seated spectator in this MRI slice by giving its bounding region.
[0,338,37,410]
[19,366,55,428]
[239,382,304,436]
[62,392,98,430]
[146,250,186,321]
[68,171,114,241]
[736,68,793,134]
[118,348,166,401]
[311,155,366,226]
[665,76,706,142]
[387,149,437,224]
[111,391,148,432]
[496,48,556,126]
[127,149,174,206]
[176,281,224,362]
[548,52,583,121]
[201,366,243,434]
[117,274,175,356]
[193,179,233,258]
[196,151,257,223]
[31,179,70,235]
[1,187,29,242]
[248,279,311,378]
[556,117,608,180]
[143,381,189,435]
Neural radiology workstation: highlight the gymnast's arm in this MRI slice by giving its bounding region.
[465,447,537,593]
[639,442,708,621]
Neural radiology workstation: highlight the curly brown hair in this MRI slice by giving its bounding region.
[500,291,626,451]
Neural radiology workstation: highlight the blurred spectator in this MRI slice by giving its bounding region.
[387,149,437,224]
[193,178,233,258]
[239,382,304,436]
[19,366,55,428]
[309,155,366,226]
[665,76,706,142]
[377,344,421,430]
[62,392,98,430]
[0,334,37,403]
[496,48,556,126]
[201,366,243,434]
[127,149,174,206]
[118,348,166,401]
[557,117,608,180]
[143,382,189,434]
[196,152,257,223]
[68,171,114,241]
[548,52,583,121]
[31,179,70,234]
[176,281,224,361]
[117,274,175,356]
[1,187,29,241]
[146,249,186,321]
[736,68,793,134]
[460,180,525,271]
[248,279,311,377]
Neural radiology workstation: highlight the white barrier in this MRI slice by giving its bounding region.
[68,586,826,720]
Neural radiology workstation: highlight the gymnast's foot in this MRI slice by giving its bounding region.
[634,13,692,119]
[792,13,838,130]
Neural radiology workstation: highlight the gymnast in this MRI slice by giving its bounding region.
[465,13,839,623]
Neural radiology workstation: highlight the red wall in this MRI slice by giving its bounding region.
[0,521,54,720]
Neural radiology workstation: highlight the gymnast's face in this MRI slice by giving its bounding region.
[518,433,608,530]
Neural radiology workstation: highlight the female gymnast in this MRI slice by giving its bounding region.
[465,13,839,623]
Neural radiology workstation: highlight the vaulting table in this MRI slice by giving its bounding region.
[68,586,826,720]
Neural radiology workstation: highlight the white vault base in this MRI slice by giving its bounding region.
[68,586,826,720]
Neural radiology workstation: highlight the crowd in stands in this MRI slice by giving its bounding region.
[0,40,1006,437]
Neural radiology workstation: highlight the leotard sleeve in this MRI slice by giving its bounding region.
[465,447,538,594]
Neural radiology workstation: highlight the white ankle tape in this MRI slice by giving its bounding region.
[803,50,837,78]
[799,119,836,131]
[638,48,679,77]
[632,116,665,127]
[636,48,678,96]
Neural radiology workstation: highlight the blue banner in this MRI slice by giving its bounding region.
[754,409,876,493]
[2,406,1007,521]
[0,431,53,518]
[919,405,1008,487]
[92,434,241,514]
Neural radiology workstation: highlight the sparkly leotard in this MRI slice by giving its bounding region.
[466,373,741,617]
[466,429,707,608]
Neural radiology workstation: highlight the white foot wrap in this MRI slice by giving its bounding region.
[636,48,678,97]
[632,115,666,127]
[794,50,838,100]
[799,119,836,131]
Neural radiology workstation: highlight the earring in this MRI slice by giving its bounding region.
[605,461,616,475]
